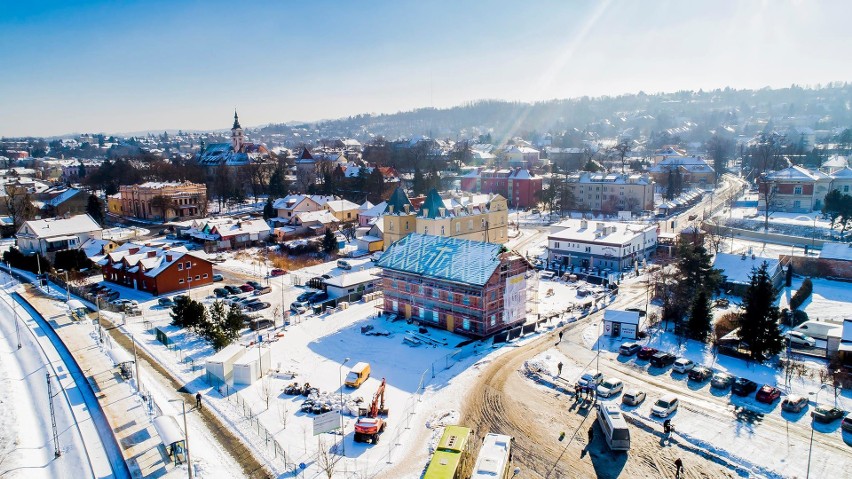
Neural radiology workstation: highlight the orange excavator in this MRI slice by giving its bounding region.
[354,378,388,444]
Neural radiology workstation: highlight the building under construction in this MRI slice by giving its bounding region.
[376,233,537,338]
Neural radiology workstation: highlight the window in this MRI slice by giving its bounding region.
[433,288,440,299]
[440,226,445,235]
[419,285,424,295]
[202,273,208,278]
[490,314,496,326]
[455,223,460,233]
[468,220,473,231]
[424,226,429,235]
[185,261,192,269]
[195,275,200,280]
[178,263,183,271]
[179,278,184,284]
[463,317,470,330]
[481,218,486,228]
[555,242,560,249]
[389,221,394,231]
[463,295,470,306]
[405,283,411,292]
[405,221,409,231]
[794,186,802,195]
[585,246,591,252]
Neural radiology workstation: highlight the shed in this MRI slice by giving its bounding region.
[712,253,783,297]
[603,309,644,339]
[323,271,380,299]
[107,348,134,366]
[205,344,247,384]
[831,319,852,365]
[232,347,272,385]
[154,325,182,348]
[152,415,186,462]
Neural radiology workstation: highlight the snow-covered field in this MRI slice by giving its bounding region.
[780,276,850,323]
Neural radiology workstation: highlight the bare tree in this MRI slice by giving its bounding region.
[610,138,632,174]
[315,437,340,479]
[758,175,779,232]
[339,220,358,242]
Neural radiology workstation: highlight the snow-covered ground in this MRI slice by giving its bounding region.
[102,226,151,241]
[780,277,849,323]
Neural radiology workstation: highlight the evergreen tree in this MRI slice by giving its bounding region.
[263,197,275,220]
[224,304,244,342]
[86,194,104,226]
[322,228,338,253]
[686,290,712,341]
[78,161,87,179]
[412,167,426,196]
[268,164,289,198]
[738,262,784,361]
[170,296,191,328]
[672,239,721,323]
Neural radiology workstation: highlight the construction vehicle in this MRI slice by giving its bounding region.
[354,378,389,444]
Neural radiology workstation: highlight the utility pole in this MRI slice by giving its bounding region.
[131,332,141,392]
[46,372,61,457]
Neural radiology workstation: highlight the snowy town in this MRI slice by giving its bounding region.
[2,3,852,479]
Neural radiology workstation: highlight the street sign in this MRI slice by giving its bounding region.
[312,411,340,436]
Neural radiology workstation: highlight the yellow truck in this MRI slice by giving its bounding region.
[345,362,371,388]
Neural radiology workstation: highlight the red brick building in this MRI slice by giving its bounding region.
[460,168,542,209]
[376,233,535,338]
[100,242,214,296]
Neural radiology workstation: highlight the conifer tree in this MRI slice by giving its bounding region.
[738,262,784,361]
[686,290,712,341]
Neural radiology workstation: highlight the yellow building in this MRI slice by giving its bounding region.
[107,193,123,215]
[119,181,207,222]
[382,188,508,249]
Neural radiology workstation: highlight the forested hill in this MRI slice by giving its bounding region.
[258,84,852,144]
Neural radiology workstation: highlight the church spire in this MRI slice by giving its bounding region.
[233,109,241,130]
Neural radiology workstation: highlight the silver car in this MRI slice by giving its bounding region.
[621,388,646,406]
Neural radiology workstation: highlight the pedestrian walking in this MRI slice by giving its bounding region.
[195,392,202,409]
[674,458,683,479]
[558,330,563,343]
[574,383,581,399]
[587,426,594,444]
[557,361,563,377]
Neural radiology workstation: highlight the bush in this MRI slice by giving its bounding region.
[791,309,809,327]
[2,247,51,274]
[789,278,813,311]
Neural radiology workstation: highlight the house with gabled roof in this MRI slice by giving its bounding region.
[16,214,103,256]
[100,241,214,295]
[376,233,533,337]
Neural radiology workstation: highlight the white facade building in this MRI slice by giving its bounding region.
[16,214,103,255]
[546,218,657,271]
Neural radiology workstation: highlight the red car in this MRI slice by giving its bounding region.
[239,284,255,292]
[270,269,288,277]
[636,347,659,360]
[756,385,781,404]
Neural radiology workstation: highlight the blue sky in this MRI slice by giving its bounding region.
[1,0,850,137]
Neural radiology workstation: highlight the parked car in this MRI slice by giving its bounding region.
[249,318,274,331]
[247,281,263,290]
[841,416,852,433]
[596,378,623,398]
[781,395,809,413]
[245,302,271,312]
[270,268,287,277]
[688,366,713,382]
[158,297,174,307]
[622,389,646,406]
[239,284,255,292]
[577,369,604,387]
[756,385,781,404]
[672,358,695,373]
[784,331,816,348]
[811,405,845,423]
[225,285,242,295]
[619,343,641,356]
[213,288,230,298]
[650,352,676,368]
[711,372,734,389]
[309,292,329,304]
[212,273,224,282]
[651,394,679,417]
[296,290,317,302]
[731,377,758,396]
[290,303,308,314]
[337,259,353,270]
[253,286,272,296]
[637,347,658,360]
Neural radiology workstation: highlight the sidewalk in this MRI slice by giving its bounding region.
[21,288,170,479]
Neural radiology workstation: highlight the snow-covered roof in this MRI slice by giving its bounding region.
[17,214,101,239]
[377,233,504,287]
[548,219,655,245]
[604,309,641,325]
[822,155,848,169]
[42,187,82,207]
[295,210,338,224]
[829,167,852,179]
[325,199,359,213]
[79,238,112,258]
[212,219,271,238]
[764,165,820,182]
[272,194,308,210]
[308,195,337,207]
[323,271,380,288]
[712,253,780,285]
[818,242,852,261]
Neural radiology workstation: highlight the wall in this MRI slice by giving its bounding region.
[779,255,852,280]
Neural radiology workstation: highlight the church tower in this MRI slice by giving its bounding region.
[231,110,244,153]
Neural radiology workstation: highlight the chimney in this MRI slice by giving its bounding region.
[165,253,173,262]
[596,222,605,231]
[580,219,588,229]
[147,251,156,258]
[129,247,140,255]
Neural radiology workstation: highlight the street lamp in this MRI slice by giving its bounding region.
[338,357,350,456]
[130,332,141,393]
[806,384,830,479]
[168,398,193,479]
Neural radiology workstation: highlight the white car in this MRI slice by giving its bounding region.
[651,394,679,417]
[785,331,816,348]
[596,378,623,398]
[577,369,604,387]
[672,358,695,374]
